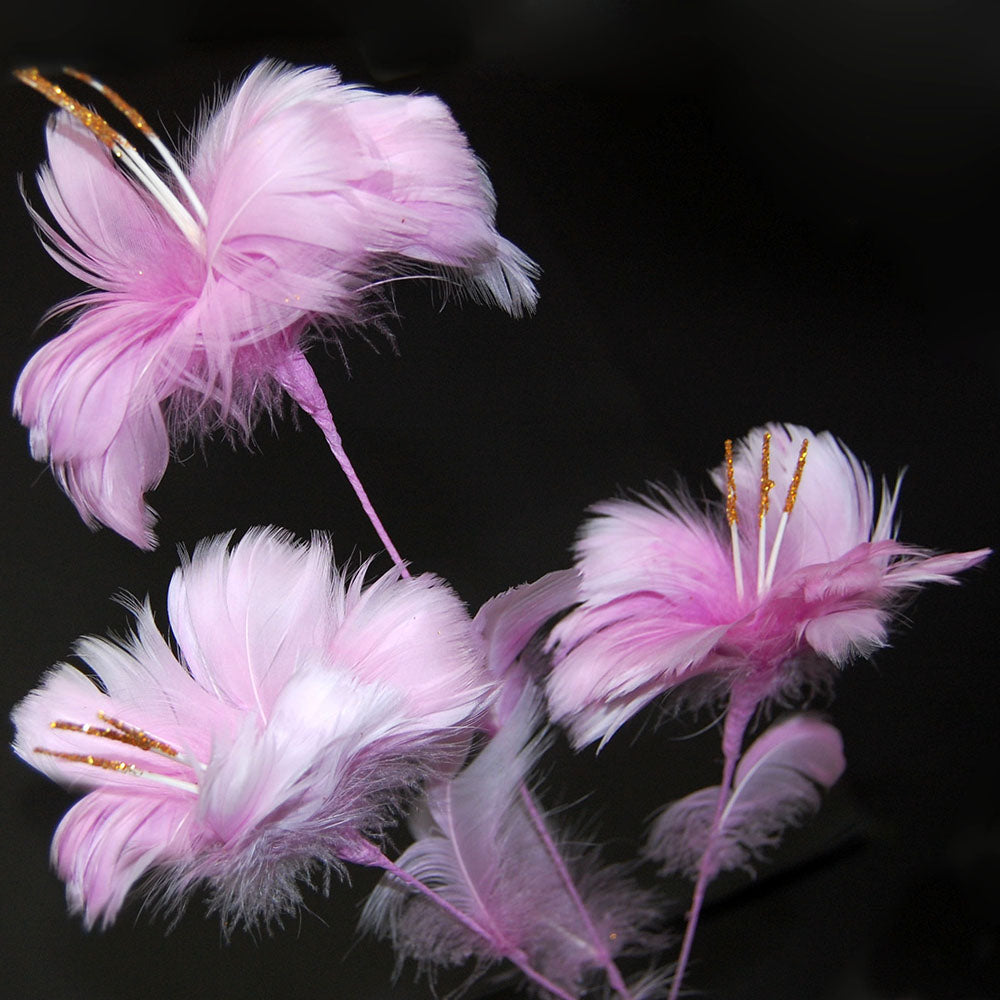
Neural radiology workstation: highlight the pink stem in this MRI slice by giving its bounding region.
[667,677,762,1000]
[347,839,579,1000]
[275,350,409,576]
[519,785,634,1000]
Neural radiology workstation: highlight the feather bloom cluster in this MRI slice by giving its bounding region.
[14,61,537,547]
[546,422,990,748]
[11,528,493,929]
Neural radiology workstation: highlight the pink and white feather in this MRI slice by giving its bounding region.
[14,61,538,548]
[11,527,493,929]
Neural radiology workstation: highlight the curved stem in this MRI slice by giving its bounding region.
[667,678,762,1000]
[275,350,409,576]
[519,784,634,1000]
[348,840,579,1000]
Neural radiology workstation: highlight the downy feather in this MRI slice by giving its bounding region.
[645,714,846,881]
[359,688,664,996]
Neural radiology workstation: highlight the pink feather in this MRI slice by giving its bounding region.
[474,569,580,727]
[645,714,846,881]
[359,688,666,998]
[14,62,538,549]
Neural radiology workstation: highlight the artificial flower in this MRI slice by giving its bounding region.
[545,422,990,749]
[13,62,538,552]
[11,527,493,929]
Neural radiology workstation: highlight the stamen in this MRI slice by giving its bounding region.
[763,439,810,590]
[782,439,809,515]
[756,432,775,595]
[63,67,209,227]
[15,67,204,249]
[32,747,198,793]
[50,712,181,759]
[15,68,122,150]
[724,439,744,601]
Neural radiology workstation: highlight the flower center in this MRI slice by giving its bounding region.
[34,710,200,793]
[15,67,207,250]
[725,431,809,601]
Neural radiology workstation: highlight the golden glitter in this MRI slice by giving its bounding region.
[63,66,154,136]
[100,712,180,756]
[14,67,132,152]
[757,431,775,526]
[782,439,809,514]
[33,747,140,775]
[724,439,738,526]
[49,713,180,756]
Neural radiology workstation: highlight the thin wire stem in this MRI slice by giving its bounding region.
[667,678,761,1000]
[275,350,409,576]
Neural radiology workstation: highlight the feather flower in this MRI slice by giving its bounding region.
[10,527,493,930]
[546,422,990,750]
[13,63,538,554]
[544,422,988,1000]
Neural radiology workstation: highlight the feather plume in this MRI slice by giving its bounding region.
[359,688,665,996]
[645,714,846,881]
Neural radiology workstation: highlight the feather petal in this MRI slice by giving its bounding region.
[475,569,580,726]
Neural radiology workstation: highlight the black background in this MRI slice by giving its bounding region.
[1,3,997,999]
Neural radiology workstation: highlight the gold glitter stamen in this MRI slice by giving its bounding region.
[757,431,775,526]
[33,747,141,775]
[724,438,746,601]
[14,68,131,155]
[782,439,809,514]
[50,713,180,757]
[15,66,206,246]
[63,66,154,137]
[762,436,811,591]
[724,439,738,526]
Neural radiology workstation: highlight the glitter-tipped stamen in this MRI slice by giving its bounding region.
[33,747,198,793]
[762,438,809,590]
[40,710,203,788]
[51,712,182,761]
[63,66,209,227]
[724,439,745,601]
[15,68,204,249]
[756,432,775,596]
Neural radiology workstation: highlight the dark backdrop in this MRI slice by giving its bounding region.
[1,4,997,999]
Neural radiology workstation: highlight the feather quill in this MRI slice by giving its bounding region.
[359,688,665,997]
[646,714,846,881]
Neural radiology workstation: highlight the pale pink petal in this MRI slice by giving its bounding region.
[52,791,193,929]
[475,569,580,726]
[166,528,338,713]
[328,568,493,729]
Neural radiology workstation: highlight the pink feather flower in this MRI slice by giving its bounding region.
[10,527,493,930]
[13,62,538,552]
[545,422,990,749]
